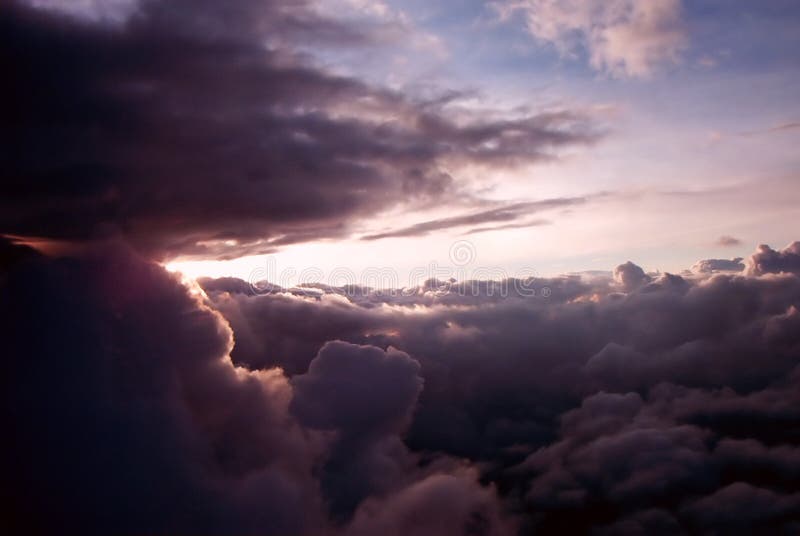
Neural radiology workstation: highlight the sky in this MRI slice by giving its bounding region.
[9,0,800,284]
[3,1,800,535]
[177,0,800,282]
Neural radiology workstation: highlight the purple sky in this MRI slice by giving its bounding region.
[11,0,800,280]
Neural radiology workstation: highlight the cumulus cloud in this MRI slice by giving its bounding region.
[612,260,651,291]
[496,0,688,77]
[347,470,515,536]
[189,239,800,532]
[747,241,800,276]
[681,482,800,530]
[691,257,745,273]
[0,241,517,534]
[291,341,422,435]
[0,242,327,534]
[290,341,430,517]
[4,237,800,533]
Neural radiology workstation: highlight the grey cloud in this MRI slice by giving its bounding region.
[593,509,683,535]
[716,235,743,247]
[290,341,423,436]
[0,240,518,535]
[747,241,800,276]
[362,197,588,240]
[346,470,516,536]
[613,261,652,291]
[5,226,800,534]
[1,0,600,260]
[0,242,328,535]
[465,218,551,235]
[681,482,800,531]
[192,240,800,532]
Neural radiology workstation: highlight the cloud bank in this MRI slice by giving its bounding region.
[3,239,800,533]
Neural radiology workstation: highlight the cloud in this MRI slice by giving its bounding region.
[593,509,682,535]
[739,121,800,137]
[190,239,800,532]
[1,0,600,260]
[347,470,515,536]
[496,0,688,77]
[290,341,426,517]
[612,260,651,291]
[747,241,800,276]
[291,341,422,436]
[361,196,588,240]
[26,0,138,22]
[716,235,743,247]
[691,257,745,273]
[715,438,800,482]
[4,1,799,534]
[0,242,328,534]
[0,240,516,534]
[465,218,551,235]
[681,482,800,530]
[3,198,800,533]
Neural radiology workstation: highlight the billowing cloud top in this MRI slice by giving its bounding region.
[3,238,800,534]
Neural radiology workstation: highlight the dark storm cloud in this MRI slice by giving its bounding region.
[361,197,587,240]
[0,240,513,535]
[681,482,800,531]
[290,341,425,517]
[1,0,600,260]
[4,236,800,533]
[291,341,423,436]
[0,241,327,535]
[346,469,516,536]
[194,241,800,532]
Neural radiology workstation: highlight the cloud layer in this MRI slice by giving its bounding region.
[3,239,800,533]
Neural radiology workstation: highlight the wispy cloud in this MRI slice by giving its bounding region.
[739,121,800,137]
[465,218,551,235]
[361,197,586,240]
[493,0,687,77]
